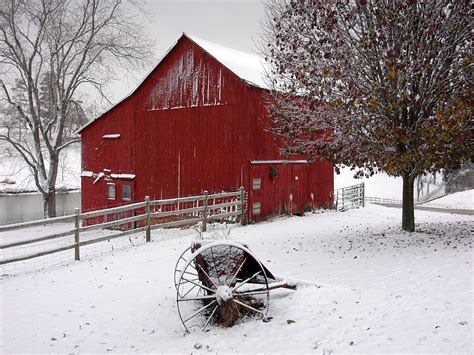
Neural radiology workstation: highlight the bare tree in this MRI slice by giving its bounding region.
[0,0,155,217]
[261,0,473,231]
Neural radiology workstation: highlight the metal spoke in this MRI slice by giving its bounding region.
[183,300,217,323]
[228,256,248,286]
[179,278,199,285]
[178,294,216,302]
[202,304,219,331]
[233,299,265,316]
[233,271,261,292]
[234,290,269,297]
[183,271,199,277]
[176,269,198,276]
[181,277,215,294]
[195,263,219,289]
[181,282,198,298]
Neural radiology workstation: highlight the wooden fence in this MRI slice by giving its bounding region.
[365,196,403,205]
[0,189,245,265]
[333,183,365,211]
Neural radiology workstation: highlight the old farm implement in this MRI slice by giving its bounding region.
[174,240,296,332]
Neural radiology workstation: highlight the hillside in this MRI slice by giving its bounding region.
[424,189,473,210]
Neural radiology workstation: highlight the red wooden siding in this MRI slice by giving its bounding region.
[80,34,334,221]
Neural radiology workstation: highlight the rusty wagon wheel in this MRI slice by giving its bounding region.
[176,241,270,332]
[174,246,193,290]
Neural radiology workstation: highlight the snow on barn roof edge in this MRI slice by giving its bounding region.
[77,33,269,134]
[186,34,269,89]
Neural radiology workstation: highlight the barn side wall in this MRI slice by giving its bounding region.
[81,98,136,212]
[80,36,334,222]
[132,37,257,203]
[245,87,334,220]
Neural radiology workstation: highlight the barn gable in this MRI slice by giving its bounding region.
[144,39,227,111]
[79,33,267,133]
[137,34,268,113]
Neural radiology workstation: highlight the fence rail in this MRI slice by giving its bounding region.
[365,196,403,205]
[333,183,365,211]
[0,188,245,266]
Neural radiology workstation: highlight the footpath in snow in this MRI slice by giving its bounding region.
[0,204,472,353]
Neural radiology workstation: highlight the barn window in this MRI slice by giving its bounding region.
[252,202,261,215]
[122,185,131,201]
[107,183,116,200]
[252,178,261,190]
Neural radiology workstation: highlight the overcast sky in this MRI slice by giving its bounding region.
[110,0,266,103]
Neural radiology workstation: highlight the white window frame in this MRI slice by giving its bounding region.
[252,178,262,190]
[107,183,116,200]
[252,202,261,215]
[122,184,132,201]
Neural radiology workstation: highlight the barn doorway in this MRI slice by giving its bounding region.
[290,164,309,215]
[249,161,310,221]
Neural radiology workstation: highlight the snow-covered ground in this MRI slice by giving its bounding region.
[425,189,473,210]
[1,204,472,353]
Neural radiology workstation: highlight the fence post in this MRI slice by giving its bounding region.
[74,208,80,261]
[361,183,365,207]
[289,193,293,216]
[145,196,151,242]
[202,190,209,232]
[239,186,246,225]
[342,188,345,211]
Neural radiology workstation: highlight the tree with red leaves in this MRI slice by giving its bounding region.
[262,0,472,231]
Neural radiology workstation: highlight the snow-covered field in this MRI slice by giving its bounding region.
[1,204,472,353]
[425,189,474,210]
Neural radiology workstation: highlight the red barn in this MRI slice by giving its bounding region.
[79,34,333,222]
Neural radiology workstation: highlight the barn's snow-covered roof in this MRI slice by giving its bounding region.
[78,33,269,133]
[186,34,269,89]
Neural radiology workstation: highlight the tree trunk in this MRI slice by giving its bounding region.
[402,174,415,232]
[43,188,57,218]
